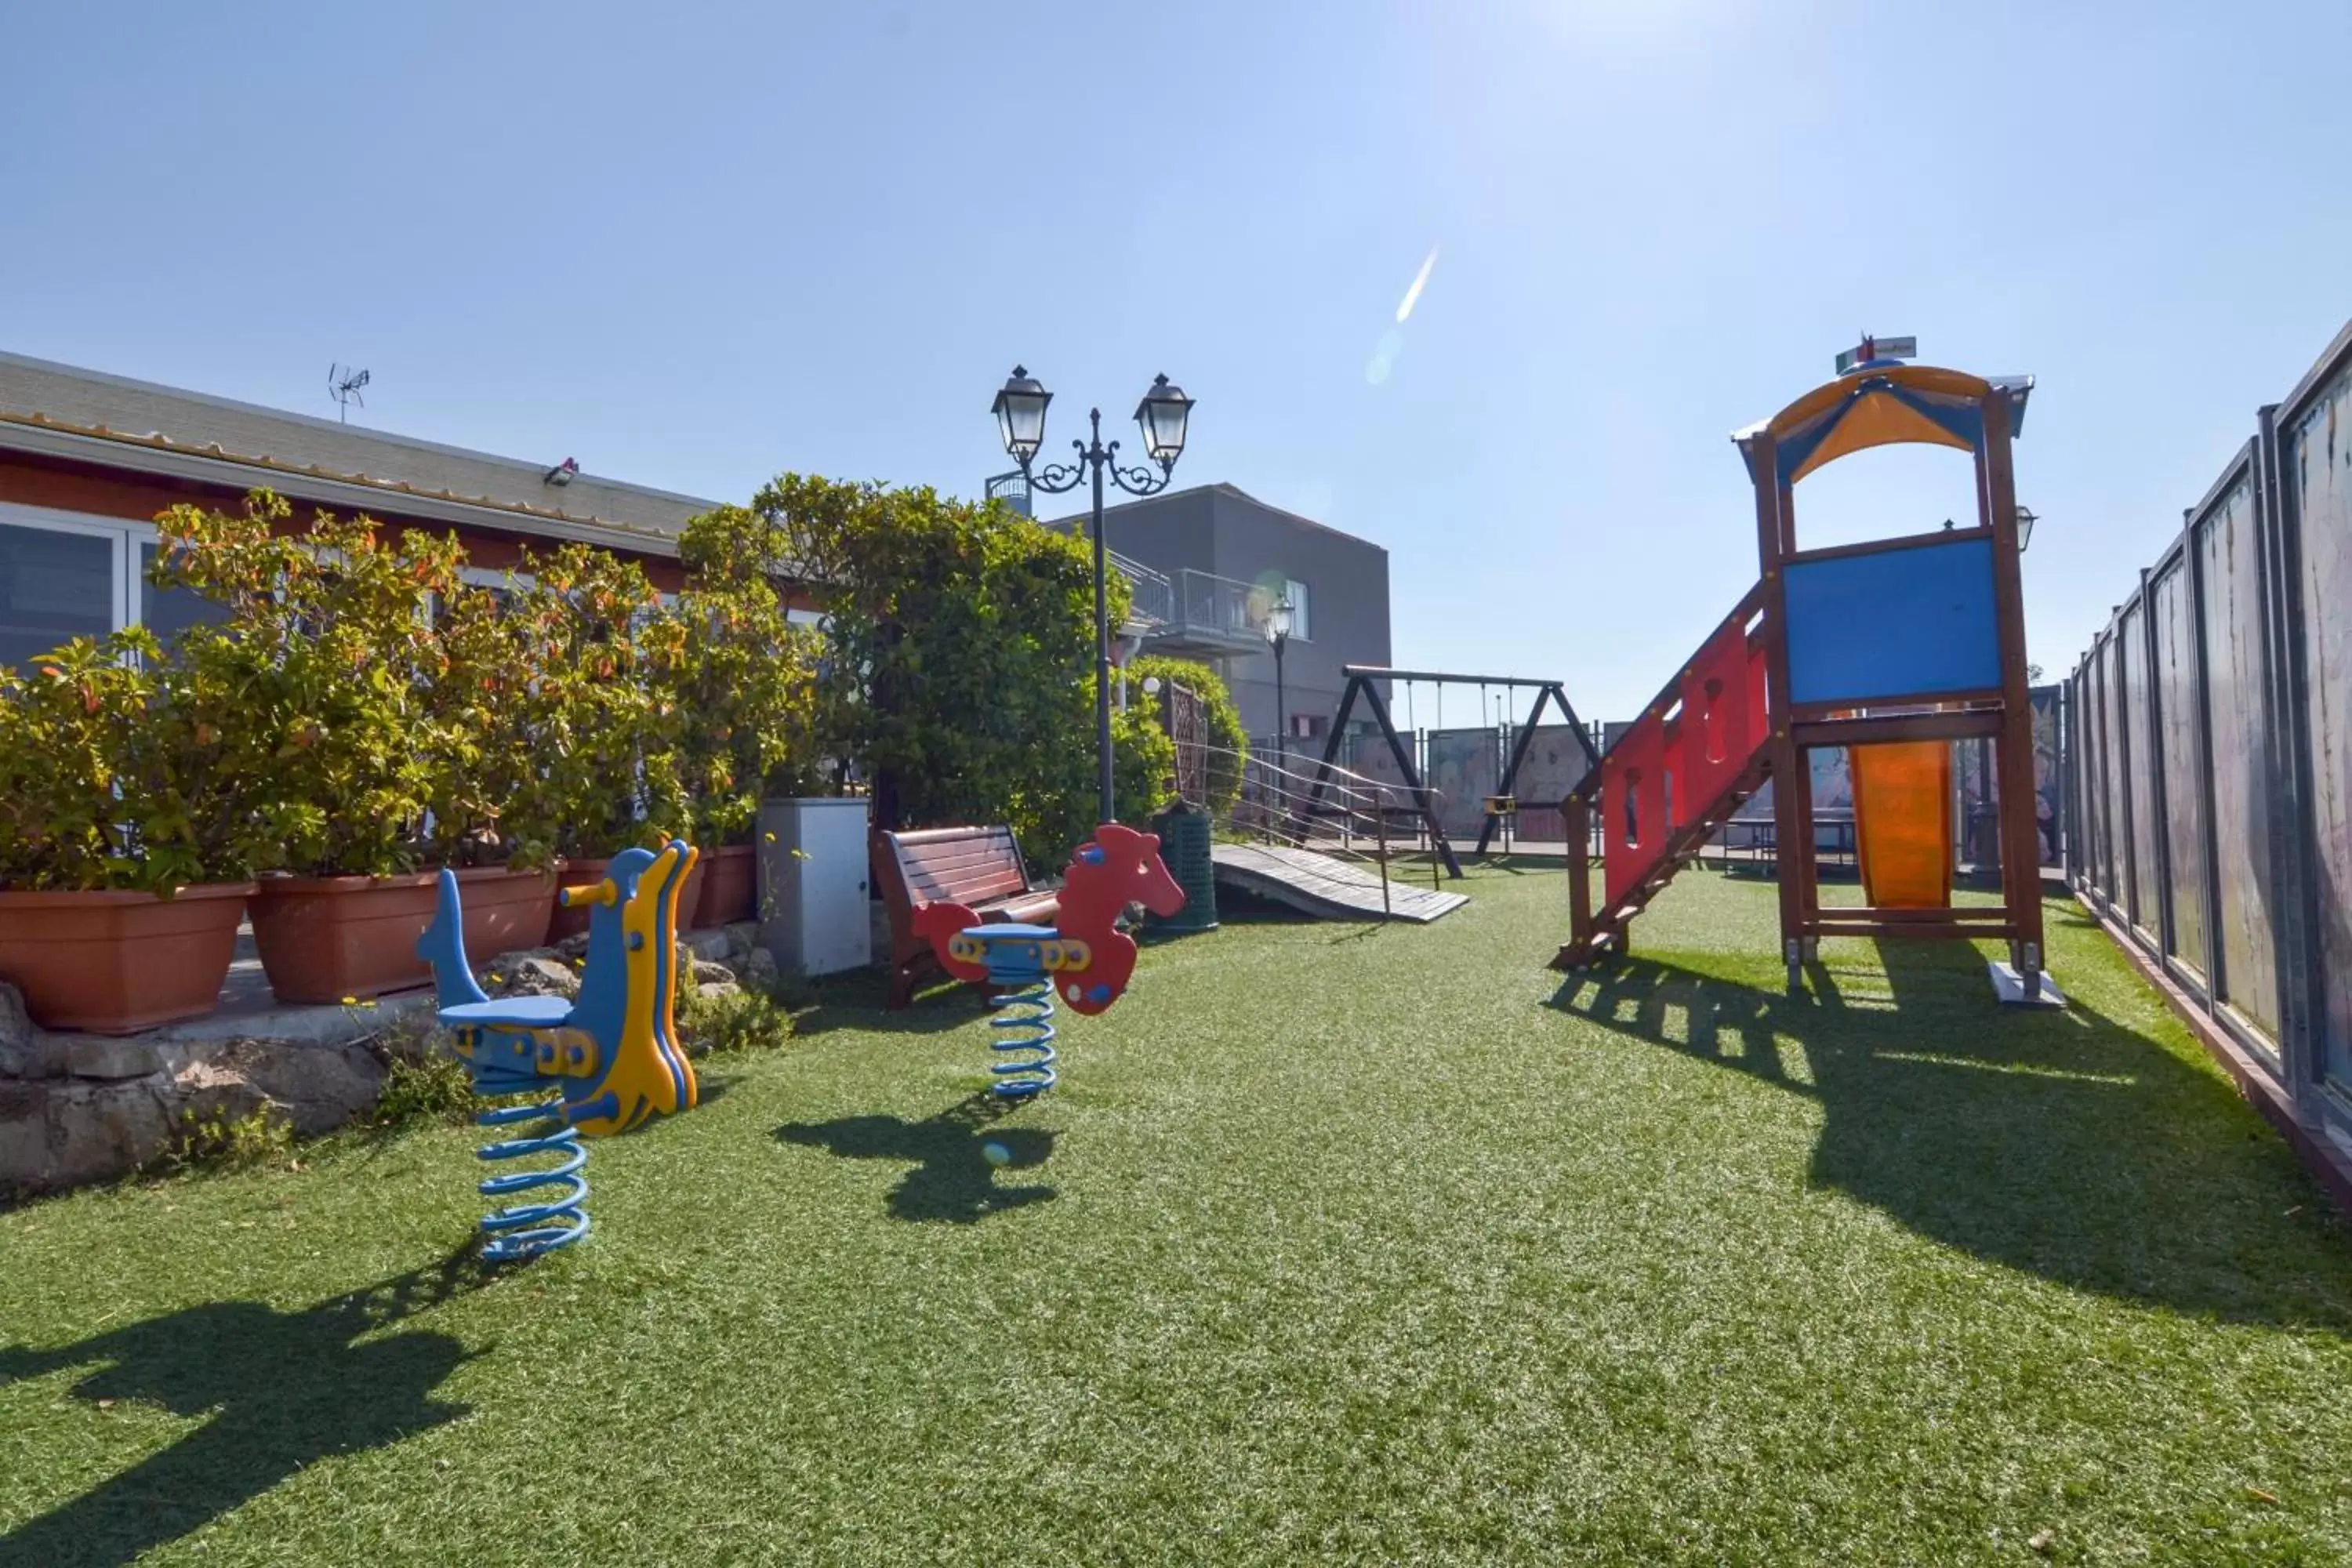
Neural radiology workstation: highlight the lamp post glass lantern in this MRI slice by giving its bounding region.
[993,365,1193,827]
[2015,504,2038,554]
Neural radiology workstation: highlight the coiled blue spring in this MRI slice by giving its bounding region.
[474,1099,592,1263]
[988,978,1058,1099]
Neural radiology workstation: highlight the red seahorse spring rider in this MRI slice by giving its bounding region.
[912,823,1186,1097]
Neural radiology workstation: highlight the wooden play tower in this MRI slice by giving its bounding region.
[1555,337,2056,1001]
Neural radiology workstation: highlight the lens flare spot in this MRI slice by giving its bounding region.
[1395,245,1439,325]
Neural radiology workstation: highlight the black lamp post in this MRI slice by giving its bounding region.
[993,365,1194,827]
[1262,597,1293,775]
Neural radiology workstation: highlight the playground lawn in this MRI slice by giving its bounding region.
[4,866,2350,1566]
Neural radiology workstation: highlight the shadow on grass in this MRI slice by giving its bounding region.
[789,966,984,1039]
[776,1093,1055,1223]
[0,1247,491,1568]
[1548,926,2352,1331]
[1469,854,1539,876]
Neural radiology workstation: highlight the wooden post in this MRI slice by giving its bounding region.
[1749,432,1804,986]
[1566,793,1592,959]
[1360,679,1462,878]
[1980,389,2045,978]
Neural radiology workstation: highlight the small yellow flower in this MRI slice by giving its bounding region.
[340,996,358,1006]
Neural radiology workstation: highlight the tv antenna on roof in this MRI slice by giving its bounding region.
[1835,332,1916,376]
[328,364,371,423]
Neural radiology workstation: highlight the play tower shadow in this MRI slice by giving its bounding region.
[1548,916,2352,1331]
[0,1248,490,1568]
[777,1093,1057,1223]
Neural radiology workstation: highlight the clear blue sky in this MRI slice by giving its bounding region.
[5,1,2348,717]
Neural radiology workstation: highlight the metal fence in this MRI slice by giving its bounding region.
[2061,318,2352,1145]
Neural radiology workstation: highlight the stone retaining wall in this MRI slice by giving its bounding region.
[1,922,767,1196]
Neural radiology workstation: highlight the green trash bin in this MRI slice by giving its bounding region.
[1147,800,1218,934]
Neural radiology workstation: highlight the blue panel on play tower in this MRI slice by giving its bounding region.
[1783,535,2002,705]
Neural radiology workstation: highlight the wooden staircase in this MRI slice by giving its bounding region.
[1553,583,1773,971]
[1553,750,1770,967]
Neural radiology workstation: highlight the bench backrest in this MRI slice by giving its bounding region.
[882,825,1031,909]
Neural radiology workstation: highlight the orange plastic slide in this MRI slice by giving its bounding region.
[1850,742,1953,909]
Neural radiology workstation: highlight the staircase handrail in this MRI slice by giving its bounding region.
[1573,579,1769,803]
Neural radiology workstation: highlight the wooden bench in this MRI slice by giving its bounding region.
[872,825,1060,1009]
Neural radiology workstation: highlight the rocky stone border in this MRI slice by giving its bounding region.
[1,921,771,1197]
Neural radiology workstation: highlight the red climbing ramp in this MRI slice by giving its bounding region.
[1564,585,1775,967]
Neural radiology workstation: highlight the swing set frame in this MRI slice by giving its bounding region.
[1304,666,1602,878]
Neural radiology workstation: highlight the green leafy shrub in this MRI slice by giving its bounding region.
[151,492,463,877]
[1125,653,1249,817]
[679,982,795,1055]
[757,473,1147,857]
[673,504,826,845]
[370,1052,478,1129]
[0,626,270,892]
[1106,699,1176,829]
[480,543,688,861]
[422,572,554,869]
[163,1104,299,1175]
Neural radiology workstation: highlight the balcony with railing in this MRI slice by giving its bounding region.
[1112,551,1173,631]
[1145,567,1269,655]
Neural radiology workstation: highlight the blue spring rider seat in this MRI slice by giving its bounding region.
[416,839,702,1261]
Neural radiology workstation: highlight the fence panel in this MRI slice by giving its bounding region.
[2031,685,2063,866]
[2119,601,2164,941]
[2151,557,2209,977]
[2098,633,2129,910]
[1425,728,1500,842]
[2098,648,2117,893]
[2194,470,2281,1038]
[2076,669,2100,887]
[2058,320,2352,1175]
[1508,725,1589,841]
[2281,350,2352,1092]
[1345,731,1414,796]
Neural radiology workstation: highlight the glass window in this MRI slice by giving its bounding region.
[0,522,114,670]
[1283,578,1311,641]
[140,543,232,652]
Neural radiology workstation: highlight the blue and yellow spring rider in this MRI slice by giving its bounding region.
[416,840,702,1261]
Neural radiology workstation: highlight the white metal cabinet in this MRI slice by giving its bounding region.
[757,797,873,975]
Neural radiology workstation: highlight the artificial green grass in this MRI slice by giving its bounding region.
[3,865,2349,1565]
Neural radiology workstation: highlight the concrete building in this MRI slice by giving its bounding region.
[0,351,763,670]
[1039,481,1392,752]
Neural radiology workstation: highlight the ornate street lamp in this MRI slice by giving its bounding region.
[993,365,1195,826]
[1262,597,1293,774]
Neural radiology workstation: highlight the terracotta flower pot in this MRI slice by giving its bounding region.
[548,858,612,944]
[456,866,557,964]
[694,843,758,929]
[249,866,556,1004]
[0,882,255,1034]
